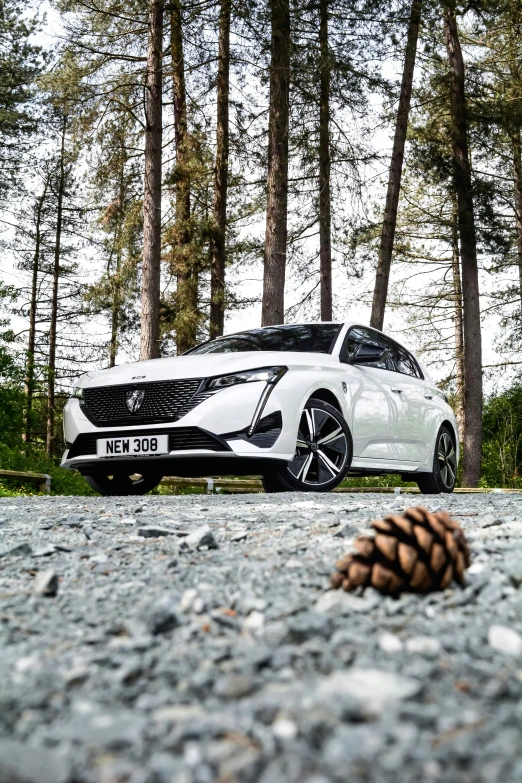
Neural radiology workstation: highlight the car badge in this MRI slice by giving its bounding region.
[126,389,145,413]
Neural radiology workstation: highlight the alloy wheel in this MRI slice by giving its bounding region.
[438,431,457,489]
[287,407,349,486]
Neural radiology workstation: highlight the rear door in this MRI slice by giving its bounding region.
[340,327,403,460]
[382,339,441,463]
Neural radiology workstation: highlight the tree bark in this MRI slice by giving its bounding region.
[370,0,422,331]
[109,153,126,368]
[25,178,48,443]
[210,0,231,339]
[451,198,465,441]
[444,3,483,487]
[171,0,197,354]
[46,117,66,458]
[140,0,163,361]
[261,0,290,326]
[319,0,332,321]
[512,129,522,307]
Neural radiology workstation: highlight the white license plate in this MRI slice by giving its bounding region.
[96,435,169,458]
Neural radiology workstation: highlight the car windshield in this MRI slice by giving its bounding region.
[186,324,343,355]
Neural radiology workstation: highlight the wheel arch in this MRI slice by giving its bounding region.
[307,387,343,414]
[441,419,458,444]
[440,418,460,463]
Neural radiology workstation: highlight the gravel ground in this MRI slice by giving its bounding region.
[1,491,522,783]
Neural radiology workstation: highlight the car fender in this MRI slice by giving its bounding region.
[267,374,349,452]
[418,406,460,473]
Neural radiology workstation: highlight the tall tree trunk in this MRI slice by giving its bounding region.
[25,178,48,444]
[109,286,119,367]
[319,0,332,321]
[370,0,422,330]
[109,150,128,368]
[46,117,66,458]
[109,244,122,368]
[451,198,465,441]
[444,3,482,487]
[261,0,290,326]
[210,0,231,339]
[171,0,197,354]
[512,129,522,307]
[140,0,163,361]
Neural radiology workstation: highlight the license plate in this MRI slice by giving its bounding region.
[96,435,169,458]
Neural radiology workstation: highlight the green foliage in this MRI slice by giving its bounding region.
[0,0,43,198]
[340,474,417,488]
[153,483,206,496]
[0,443,95,495]
[481,383,522,488]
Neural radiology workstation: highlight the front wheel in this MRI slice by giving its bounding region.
[262,398,352,493]
[83,470,163,496]
[416,426,457,494]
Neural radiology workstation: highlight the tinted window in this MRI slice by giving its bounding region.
[342,326,422,378]
[187,324,343,355]
[341,326,389,369]
[388,342,422,378]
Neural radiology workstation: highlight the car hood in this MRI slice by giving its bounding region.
[76,351,341,389]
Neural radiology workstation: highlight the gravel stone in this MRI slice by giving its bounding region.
[1,492,522,781]
[33,569,59,597]
[0,738,72,783]
[488,624,522,655]
[405,636,441,656]
[0,542,32,558]
[136,526,173,538]
[378,632,404,653]
[181,525,219,550]
[315,668,421,716]
[143,595,182,635]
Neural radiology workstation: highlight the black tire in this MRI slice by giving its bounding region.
[416,425,457,494]
[262,398,352,493]
[83,470,163,496]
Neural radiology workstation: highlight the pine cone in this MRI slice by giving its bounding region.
[330,506,471,596]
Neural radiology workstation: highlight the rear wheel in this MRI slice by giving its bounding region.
[83,471,163,496]
[416,426,457,494]
[262,398,352,493]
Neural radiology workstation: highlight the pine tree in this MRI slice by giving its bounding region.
[140,0,164,361]
[262,0,291,326]
[370,0,422,330]
[210,0,232,338]
[443,1,482,487]
[0,0,42,200]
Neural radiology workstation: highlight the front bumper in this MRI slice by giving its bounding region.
[61,380,297,471]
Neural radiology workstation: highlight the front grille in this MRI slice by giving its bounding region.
[67,427,231,459]
[81,379,204,426]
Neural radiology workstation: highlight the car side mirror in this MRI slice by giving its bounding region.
[351,342,387,364]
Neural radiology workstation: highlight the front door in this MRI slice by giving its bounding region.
[341,327,403,460]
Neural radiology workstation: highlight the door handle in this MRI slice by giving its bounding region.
[391,388,403,394]
[424,394,433,400]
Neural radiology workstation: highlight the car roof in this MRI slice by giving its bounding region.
[208,323,431,378]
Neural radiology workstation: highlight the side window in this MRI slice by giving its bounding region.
[341,327,423,378]
[392,343,422,378]
[341,327,389,370]
[377,335,401,373]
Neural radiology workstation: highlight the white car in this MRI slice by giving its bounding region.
[62,323,459,496]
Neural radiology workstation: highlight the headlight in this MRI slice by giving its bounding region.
[72,386,84,400]
[206,366,287,389]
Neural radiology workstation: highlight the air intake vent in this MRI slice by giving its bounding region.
[223,411,283,448]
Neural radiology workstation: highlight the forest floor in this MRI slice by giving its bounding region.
[0,492,521,783]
